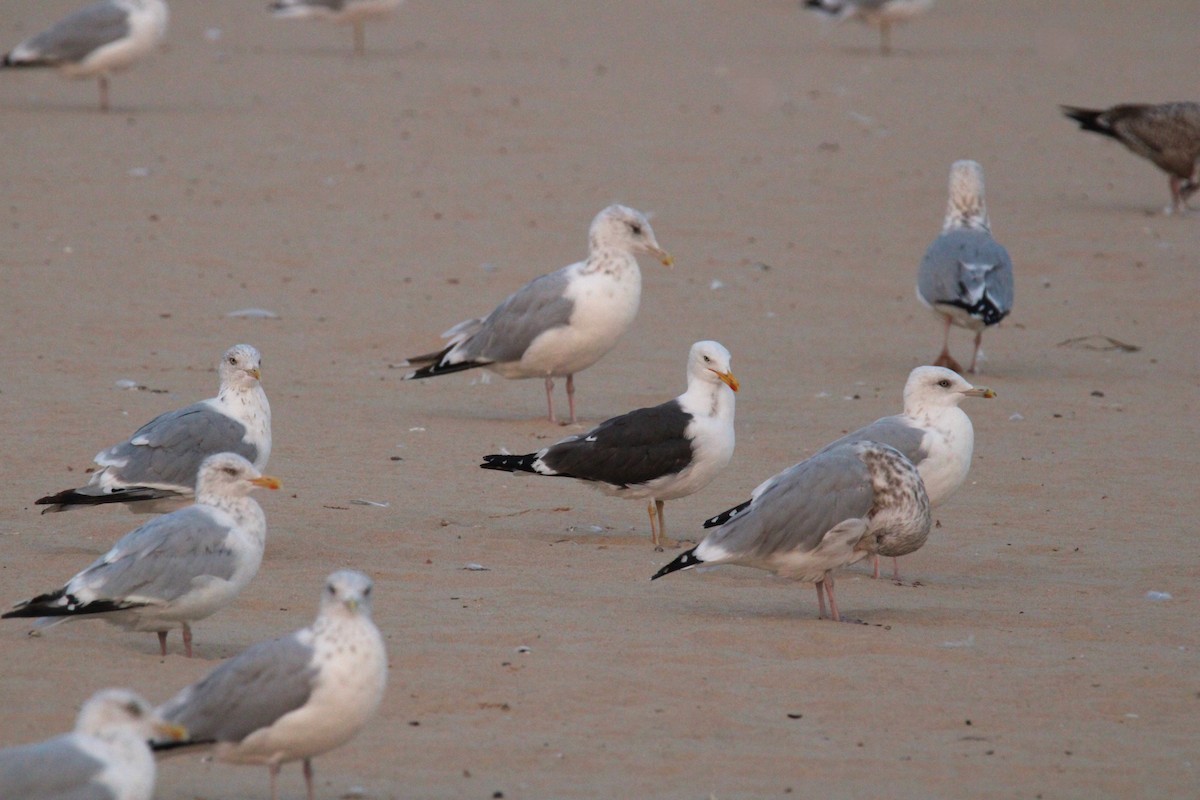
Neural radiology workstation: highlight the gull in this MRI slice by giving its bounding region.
[917,160,1014,374]
[1061,102,1200,215]
[481,341,739,549]
[652,441,930,622]
[154,570,387,800]
[803,0,934,56]
[821,366,994,580]
[402,204,673,424]
[0,688,185,800]
[37,344,271,513]
[269,0,404,57]
[5,453,280,657]
[2,0,168,112]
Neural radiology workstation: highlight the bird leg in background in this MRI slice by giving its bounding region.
[157,630,168,657]
[815,574,841,622]
[933,316,963,373]
[303,758,316,800]
[543,377,557,423]
[648,499,671,550]
[353,20,366,56]
[98,75,110,112]
[879,21,892,56]
[566,373,577,424]
[269,763,281,800]
[182,623,193,658]
[968,331,984,374]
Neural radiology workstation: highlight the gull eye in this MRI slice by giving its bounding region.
[363,585,372,596]
[937,379,951,388]
[223,466,239,476]
[629,222,643,235]
[227,356,237,365]
[124,702,143,717]
[702,355,711,363]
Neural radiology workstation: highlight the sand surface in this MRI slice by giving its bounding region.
[2,1,1198,798]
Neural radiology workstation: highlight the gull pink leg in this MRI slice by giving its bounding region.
[543,377,556,423]
[566,373,577,424]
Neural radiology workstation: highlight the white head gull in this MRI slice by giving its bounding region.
[653,440,930,622]
[154,570,387,800]
[6,453,280,657]
[917,160,1014,374]
[269,0,404,57]
[481,340,738,549]
[402,204,673,424]
[0,688,185,800]
[2,0,168,111]
[37,344,272,513]
[822,366,994,580]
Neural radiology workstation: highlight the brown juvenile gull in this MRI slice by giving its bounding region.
[1061,102,1200,215]
[0,688,185,800]
[803,0,934,56]
[917,160,1013,374]
[2,0,168,112]
[402,204,673,424]
[153,570,387,800]
[481,341,739,549]
[652,441,930,622]
[269,0,404,57]
[822,366,994,580]
[37,344,271,514]
[6,453,280,657]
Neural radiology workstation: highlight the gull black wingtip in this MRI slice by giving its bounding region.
[651,547,703,581]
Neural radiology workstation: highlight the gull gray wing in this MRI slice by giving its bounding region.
[16,1,131,64]
[68,507,241,605]
[538,400,694,487]
[159,633,318,742]
[918,228,1013,324]
[458,268,576,363]
[0,734,112,800]
[701,446,875,562]
[100,403,257,490]
[822,414,929,466]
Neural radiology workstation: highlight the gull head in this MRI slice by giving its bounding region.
[688,340,739,392]
[320,570,376,619]
[590,204,673,266]
[219,344,264,388]
[903,366,995,415]
[76,688,187,743]
[943,159,990,233]
[195,452,281,500]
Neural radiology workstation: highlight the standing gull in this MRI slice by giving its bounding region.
[2,0,168,112]
[652,441,930,622]
[803,0,934,56]
[822,366,994,580]
[37,343,272,513]
[0,688,185,800]
[402,204,673,424]
[917,160,1013,374]
[481,341,739,549]
[1061,102,1200,215]
[6,453,281,657]
[154,570,387,800]
[270,0,404,57]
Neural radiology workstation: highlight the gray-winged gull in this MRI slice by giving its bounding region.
[917,160,1013,374]
[822,366,994,580]
[804,0,934,56]
[481,340,738,549]
[154,570,387,800]
[269,0,403,56]
[652,440,930,622]
[0,688,185,800]
[402,204,673,424]
[6,453,280,657]
[2,0,168,112]
[37,344,272,513]
[1061,102,1200,215]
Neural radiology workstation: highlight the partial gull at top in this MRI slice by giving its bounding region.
[270,0,404,57]
[917,160,1013,374]
[154,570,387,800]
[652,441,931,622]
[821,366,994,580]
[402,204,673,425]
[2,0,168,112]
[803,0,934,56]
[0,688,185,800]
[1061,102,1200,215]
[481,340,738,549]
[37,344,272,514]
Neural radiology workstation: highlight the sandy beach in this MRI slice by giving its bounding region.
[1,1,1198,798]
